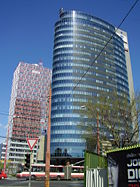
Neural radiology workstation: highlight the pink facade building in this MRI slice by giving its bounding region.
[6,62,52,167]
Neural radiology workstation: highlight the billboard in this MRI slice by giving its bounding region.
[107,146,140,187]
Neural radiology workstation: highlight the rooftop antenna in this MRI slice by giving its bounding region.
[39,59,43,66]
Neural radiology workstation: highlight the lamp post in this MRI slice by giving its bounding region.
[45,86,51,187]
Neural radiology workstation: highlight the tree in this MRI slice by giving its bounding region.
[79,91,139,152]
[0,162,4,171]
[79,105,107,153]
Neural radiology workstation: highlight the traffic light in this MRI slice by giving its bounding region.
[25,153,30,169]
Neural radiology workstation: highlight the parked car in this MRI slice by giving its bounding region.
[0,171,7,179]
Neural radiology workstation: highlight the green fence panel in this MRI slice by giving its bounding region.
[84,151,107,187]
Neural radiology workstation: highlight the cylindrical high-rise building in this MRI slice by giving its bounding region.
[51,10,133,159]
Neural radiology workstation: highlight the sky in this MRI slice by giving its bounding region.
[0,0,140,143]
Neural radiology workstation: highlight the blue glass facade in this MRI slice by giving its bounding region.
[51,10,129,158]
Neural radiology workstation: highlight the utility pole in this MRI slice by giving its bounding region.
[97,112,100,155]
[45,86,51,187]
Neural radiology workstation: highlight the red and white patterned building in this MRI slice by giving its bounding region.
[6,62,52,166]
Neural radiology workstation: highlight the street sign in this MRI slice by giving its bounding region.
[27,138,38,151]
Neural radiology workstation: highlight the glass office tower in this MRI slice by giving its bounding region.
[51,9,132,158]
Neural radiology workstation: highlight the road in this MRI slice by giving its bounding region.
[0,178,84,187]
